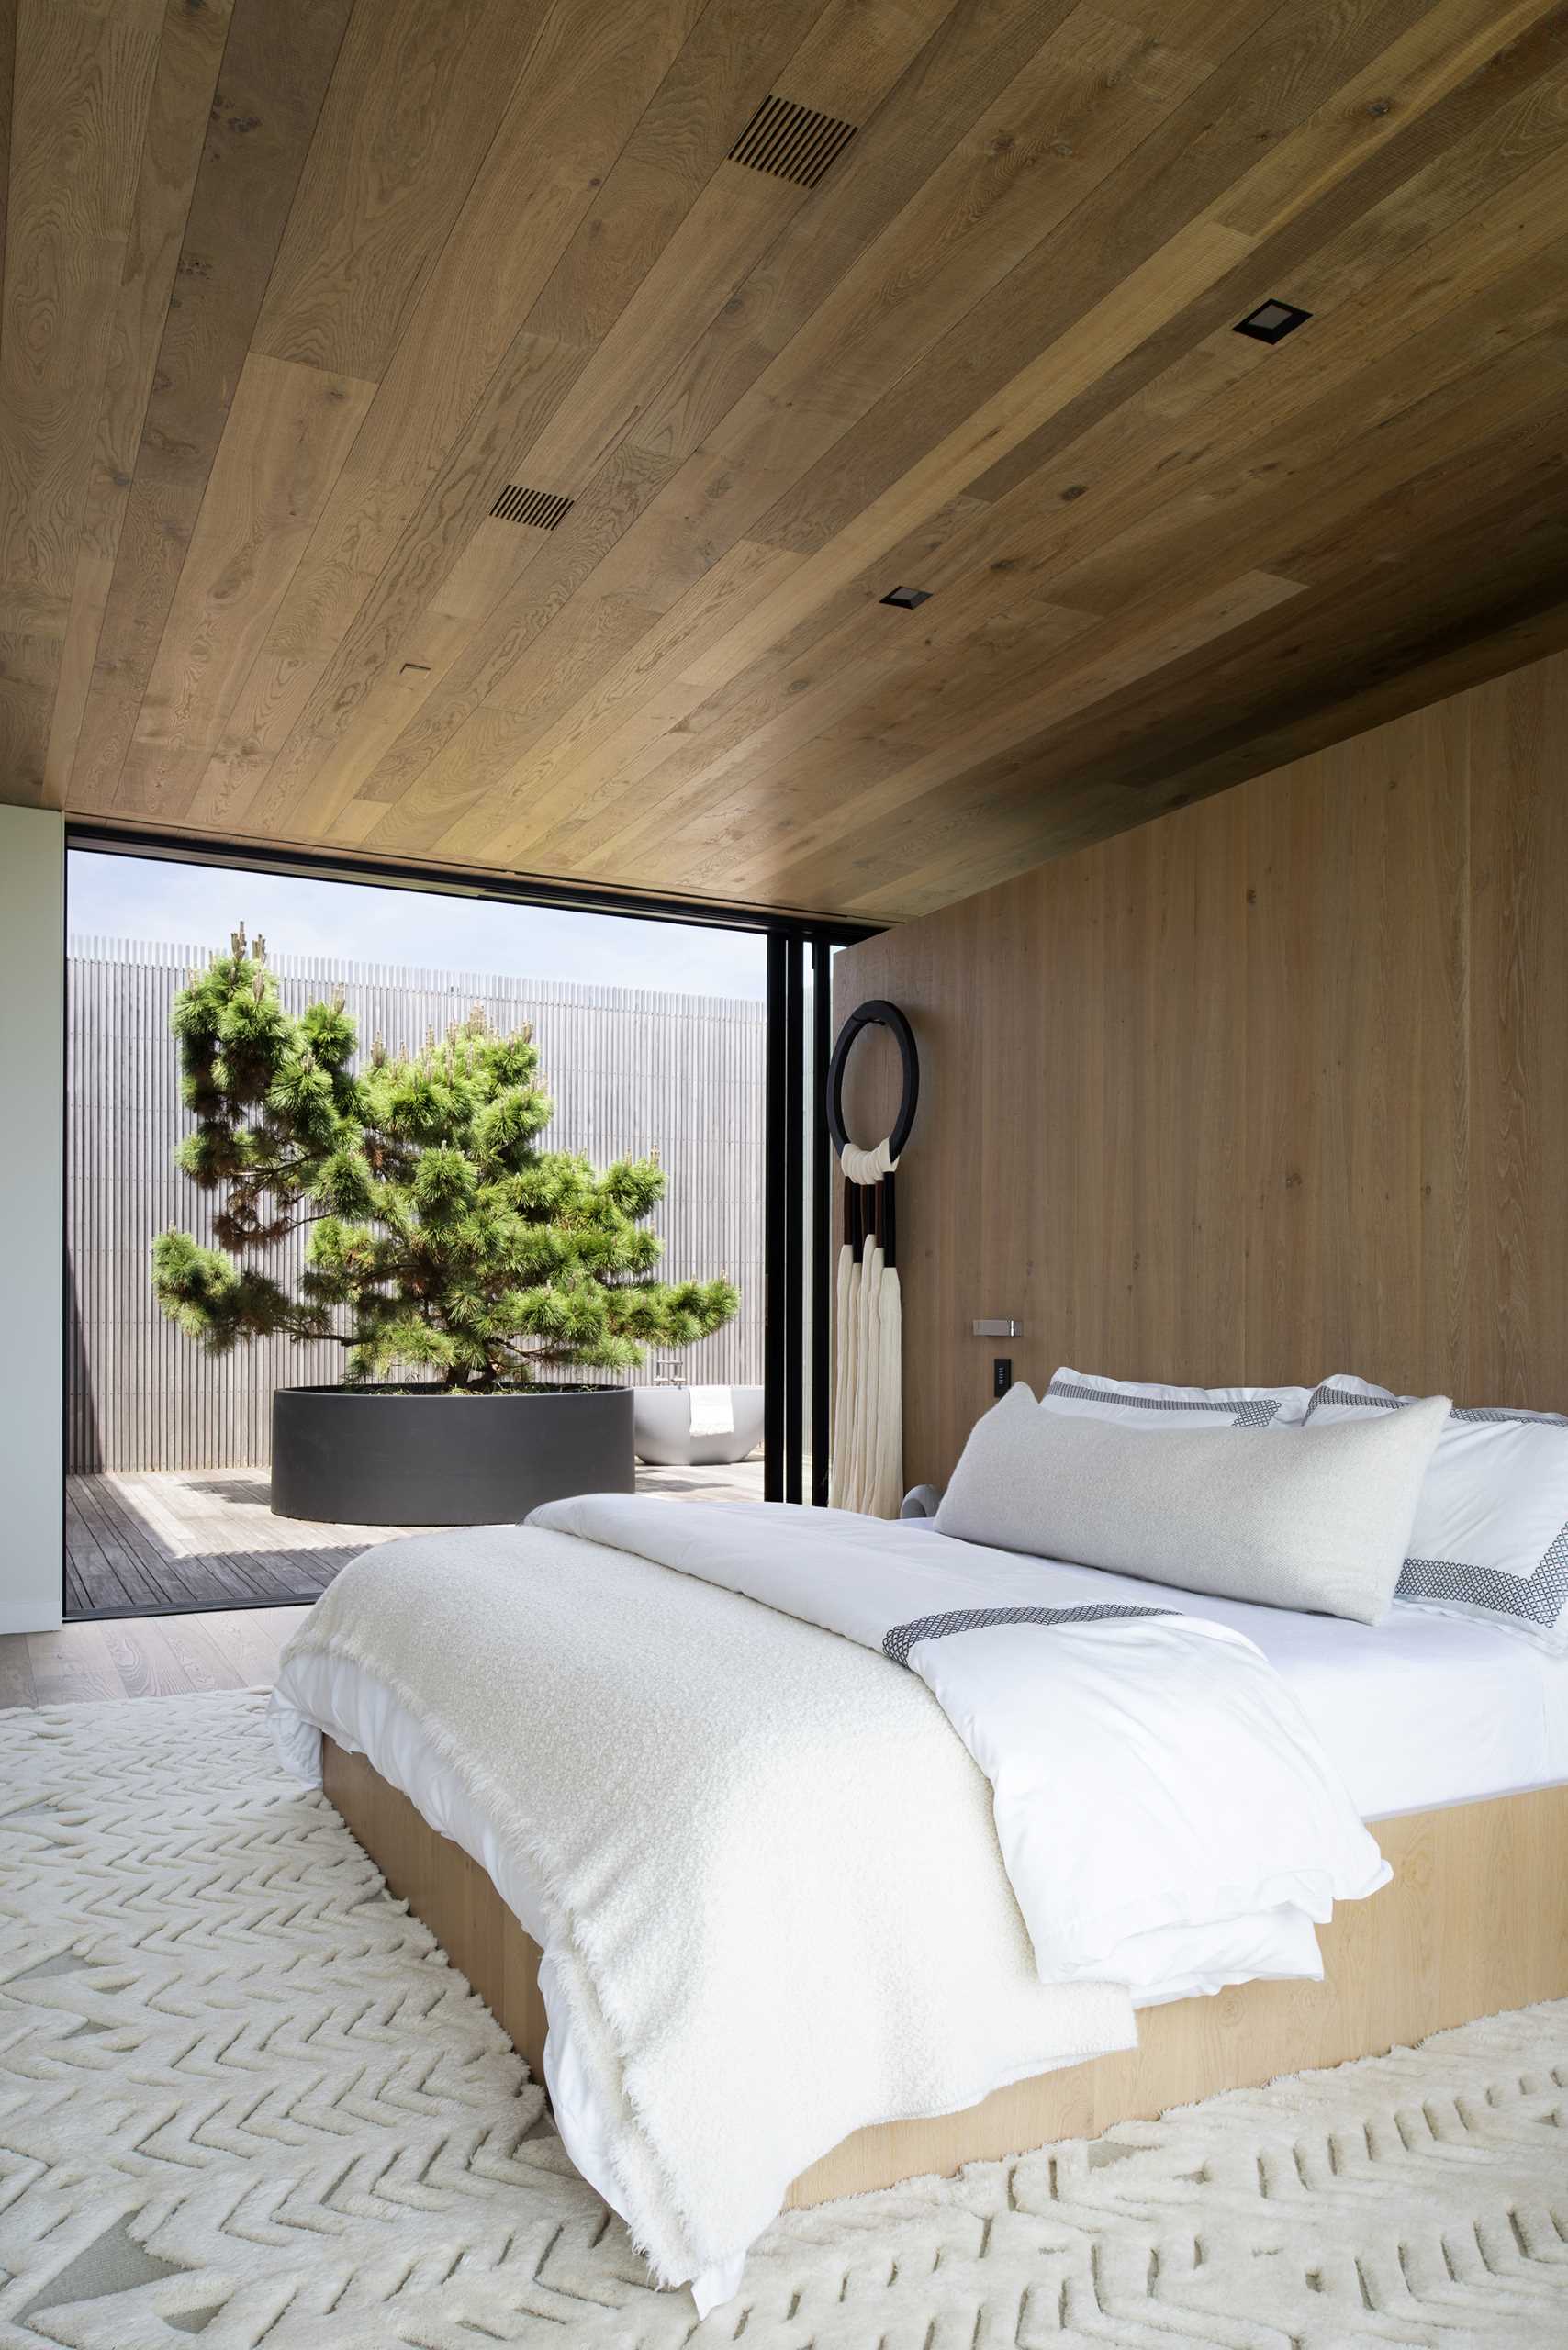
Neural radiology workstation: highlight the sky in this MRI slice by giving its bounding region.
[67,849,768,999]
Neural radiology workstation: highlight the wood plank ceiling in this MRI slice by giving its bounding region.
[5,0,1568,922]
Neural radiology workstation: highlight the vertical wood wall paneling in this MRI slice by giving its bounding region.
[834,643,1568,1484]
[67,946,764,1472]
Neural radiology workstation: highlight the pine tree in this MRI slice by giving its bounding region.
[151,927,740,1390]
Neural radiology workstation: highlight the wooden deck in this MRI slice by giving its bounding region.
[64,1459,766,1619]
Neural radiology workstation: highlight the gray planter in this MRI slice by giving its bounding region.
[632,1383,765,1467]
[271,1384,634,1527]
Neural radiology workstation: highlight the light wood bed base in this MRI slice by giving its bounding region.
[323,1739,1568,2208]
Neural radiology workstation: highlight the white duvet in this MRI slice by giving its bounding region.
[532,1497,1389,1996]
[271,1499,1389,2306]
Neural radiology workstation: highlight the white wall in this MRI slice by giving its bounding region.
[0,806,63,1631]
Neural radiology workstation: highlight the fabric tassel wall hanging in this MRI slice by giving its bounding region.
[825,1000,919,1517]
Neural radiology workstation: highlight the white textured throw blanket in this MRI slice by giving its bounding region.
[272,1521,1134,2299]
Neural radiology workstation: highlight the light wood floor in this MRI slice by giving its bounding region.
[0,1606,309,1710]
[63,1459,767,1618]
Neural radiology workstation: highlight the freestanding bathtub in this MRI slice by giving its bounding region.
[632,1383,765,1467]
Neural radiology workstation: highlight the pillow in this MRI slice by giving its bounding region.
[1305,1374,1568,1651]
[935,1382,1450,1623]
[1044,1366,1311,1429]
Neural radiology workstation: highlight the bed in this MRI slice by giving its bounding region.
[269,1499,1568,2311]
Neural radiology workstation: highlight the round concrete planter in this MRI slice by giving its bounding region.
[270,1384,634,1527]
[632,1382,765,1467]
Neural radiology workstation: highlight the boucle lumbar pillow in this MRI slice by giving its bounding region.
[935,1383,1450,1624]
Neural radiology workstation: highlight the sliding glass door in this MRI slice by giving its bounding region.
[63,828,865,1617]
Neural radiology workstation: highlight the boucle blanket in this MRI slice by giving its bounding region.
[270,1524,1133,2295]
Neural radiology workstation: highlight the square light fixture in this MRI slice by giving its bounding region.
[1234,297,1312,345]
[880,585,932,609]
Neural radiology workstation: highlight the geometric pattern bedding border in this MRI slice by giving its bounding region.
[1047,1375,1284,1427]
[881,1601,1170,1669]
[1305,1382,1568,1632]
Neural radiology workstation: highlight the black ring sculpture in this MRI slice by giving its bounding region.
[826,998,920,1162]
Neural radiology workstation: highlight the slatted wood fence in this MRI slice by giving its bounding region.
[67,942,765,1472]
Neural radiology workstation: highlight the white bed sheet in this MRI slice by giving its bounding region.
[897,1525,1568,1818]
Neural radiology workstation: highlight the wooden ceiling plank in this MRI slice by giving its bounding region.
[633,5,1537,733]
[314,0,974,835]
[18,0,1568,918]
[111,354,376,811]
[61,0,357,813]
[674,224,1257,698]
[238,0,846,845]
[690,89,1568,805]
[566,560,1092,880]
[629,0,1092,471]
[354,509,752,854]
[562,505,1035,873]
[528,193,1245,818]
[251,0,991,855]
[250,0,542,382]
[851,577,1568,917]
[509,169,814,517]
[1108,404,1568,750]
[343,442,683,840]
[342,0,1178,848]
[0,0,168,801]
[964,3,1568,508]
[822,458,1568,914]
[754,0,1549,561]
[414,535,808,865]
[684,572,1305,898]
[695,11,1218,497]
[1036,239,1568,616]
[590,0,1277,709]
[338,0,706,499]
[188,330,588,834]
[717,304,1568,894]
[571,75,1568,897]
[543,599,1069,878]
[42,0,236,807]
[0,0,14,292]
[181,0,711,834]
[680,244,1568,893]
[476,491,999,877]
[620,599,1106,890]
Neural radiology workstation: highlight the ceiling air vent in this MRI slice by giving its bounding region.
[489,484,574,530]
[729,94,857,189]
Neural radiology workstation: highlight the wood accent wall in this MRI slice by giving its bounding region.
[834,643,1568,1484]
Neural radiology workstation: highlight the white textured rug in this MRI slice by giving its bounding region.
[2,1695,1565,2348]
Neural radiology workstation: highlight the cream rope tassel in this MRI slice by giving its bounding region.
[829,1241,859,1509]
[830,1222,902,1515]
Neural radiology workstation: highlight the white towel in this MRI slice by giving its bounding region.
[688,1383,734,1437]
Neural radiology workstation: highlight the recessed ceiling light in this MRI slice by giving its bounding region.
[1234,298,1312,345]
[880,585,932,609]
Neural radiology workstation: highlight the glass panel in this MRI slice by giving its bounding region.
[63,846,767,1617]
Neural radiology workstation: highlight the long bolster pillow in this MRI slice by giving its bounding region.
[935,1382,1450,1624]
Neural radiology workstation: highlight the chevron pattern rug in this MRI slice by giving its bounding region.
[2,1693,1565,2348]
